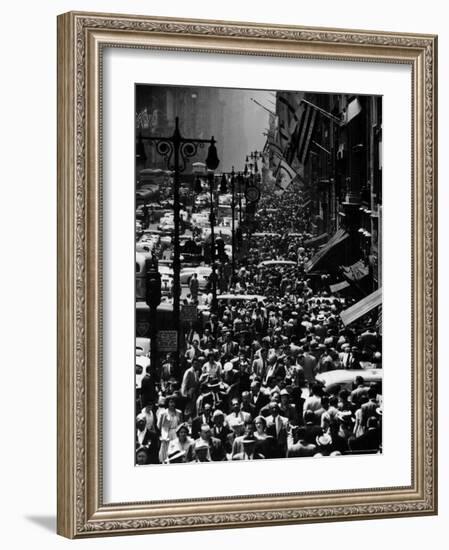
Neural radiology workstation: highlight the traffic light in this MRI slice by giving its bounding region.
[236,227,243,245]
[215,238,226,261]
[246,201,256,216]
[205,140,220,170]
[194,176,202,194]
[237,173,245,192]
[220,174,227,194]
[145,260,161,308]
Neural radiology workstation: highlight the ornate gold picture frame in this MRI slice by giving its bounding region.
[57,11,437,538]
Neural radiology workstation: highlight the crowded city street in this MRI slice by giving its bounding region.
[135,87,383,465]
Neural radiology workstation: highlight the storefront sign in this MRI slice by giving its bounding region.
[157,330,178,351]
[181,304,198,323]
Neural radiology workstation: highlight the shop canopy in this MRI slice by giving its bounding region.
[303,232,329,248]
[305,228,349,272]
[376,307,382,336]
[341,259,369,281]
[329,280,351,293]
[340,288,382,326]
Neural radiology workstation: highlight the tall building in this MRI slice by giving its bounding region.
[272,91,382,294]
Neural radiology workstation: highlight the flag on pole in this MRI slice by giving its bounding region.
[276,92,305,153]
[296,103,317,165]
[136,107,151,129]
[266,140,284,160]
[265,112,285,173]
[278,93,305,134]
[274,158,302,195]
[343,97,362,124]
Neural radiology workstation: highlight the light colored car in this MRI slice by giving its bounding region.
[218,193,232,206]
[136,355,151,389]
[160,235,172,246]
[257,260,297,269]
[158,213,175,231]
[136,241,154,254]
[159,265,174,296]
[180,266,212,289]
[217,294,266,304]
[136,337,150,357]
[158,219,174,230]
[140,232,158,241]
[194,193,209,207]
[252,232,281,239]
[191,213,210,229]
[315,368,383,394]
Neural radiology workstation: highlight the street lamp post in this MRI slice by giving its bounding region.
[242,153,263,253]
[230,170,236,274]
[237,172,244,230]
[207,172,218,314]
[137,116,219,366]
[219,168,237,274]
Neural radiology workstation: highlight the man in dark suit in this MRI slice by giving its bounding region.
[240,390,256,418]
[350,375,370,408]
[205,314,220,339]
[349,416,381,453]
[220,331,239,360]
[279,389,300,426]
[140,366,157,408]
[360,387,380,429]
[211,409,231,448]
[196,424,225,461]
[265,402,290,458]
[252,347,269,380]
[285,378,305,424]
[225,418,245,457]
[253,308,268,336]
[135,415,159,464]
[191,403,213,439]
[232,436,265,460]
[287,427,317,458]
[200,327,215,349]
[303,410,323,445]
[249,380,270,416]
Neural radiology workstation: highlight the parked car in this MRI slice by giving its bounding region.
[315,368,383,395]
[157,212,174,229]
[136,355,151,389]
[180,266,212,289]
[136,241,154,255]
[136,337,150,357]
[159,265,174,296]
[257,260,297,269]
[194,193,210,208]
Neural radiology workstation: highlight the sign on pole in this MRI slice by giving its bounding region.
[181,304,198,323]
[157,330,178,352]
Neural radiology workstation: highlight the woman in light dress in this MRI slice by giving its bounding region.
[165,423,195,463]
[157,396,183,463]
[353,395,369,438]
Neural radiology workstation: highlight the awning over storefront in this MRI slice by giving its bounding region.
[305,228,349,272]
[340,288,382,326]
[376,308,382,336]
[329,280,350,293]
[341,259,369,281]
[303,232,329,248]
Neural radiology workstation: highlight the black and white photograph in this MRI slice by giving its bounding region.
[134,84,383,466]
